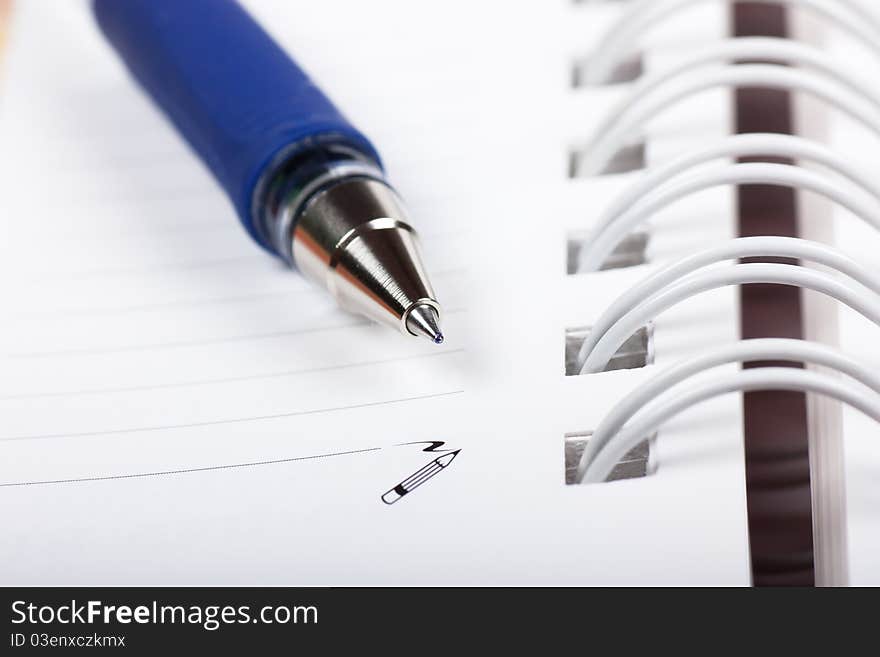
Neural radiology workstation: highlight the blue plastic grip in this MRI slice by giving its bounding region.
[92,0,381,250]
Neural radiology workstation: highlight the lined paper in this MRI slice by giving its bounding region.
[0,0,751,585]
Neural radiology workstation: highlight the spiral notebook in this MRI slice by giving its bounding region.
[0,0,876,585]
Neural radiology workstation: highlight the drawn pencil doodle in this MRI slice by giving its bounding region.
[381,445,461,505]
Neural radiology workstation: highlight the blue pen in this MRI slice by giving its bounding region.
[92,0,444,343]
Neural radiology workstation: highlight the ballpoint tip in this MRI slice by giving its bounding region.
[406,303,444,344]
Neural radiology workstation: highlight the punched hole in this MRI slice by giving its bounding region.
[567,230,649,273]
[565,431,654,484]
[565,323,654,375]
[569,141,646,178]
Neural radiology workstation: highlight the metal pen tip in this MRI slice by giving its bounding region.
[406,303,444,344]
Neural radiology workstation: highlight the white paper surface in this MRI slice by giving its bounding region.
[0,0,751,585]
[803,0,880,585]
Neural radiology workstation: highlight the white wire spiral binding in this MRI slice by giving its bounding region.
[576,339,880,483]
[577,237,880,373]
[572,38,880,177]
[581,0,880,85]
[580,367,880,484]
[575,133,880,273]
[573,1,880,491]
[574,37,873,97]
[578,162,880,272]
[585,262,880,374]
[580,64,880,177]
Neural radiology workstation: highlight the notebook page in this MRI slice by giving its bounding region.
[804,0,880,585]
[0,0,750,584]
[550,0,750,582]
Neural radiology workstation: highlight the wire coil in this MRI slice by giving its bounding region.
[572,1,880,484]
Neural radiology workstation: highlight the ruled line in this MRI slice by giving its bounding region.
[56,183,219,210]
[0,447,382,488]
[12,320,363,358]
[11,289,317,320]
[0,348,464,401]
[11,267,464,319]
[30,215,237,242]
[10,306,466,358]
[0,389,465,442]
[29,255,268,283]
[52,149,201,176]
[24,237,461,283]
[32,217,464,262]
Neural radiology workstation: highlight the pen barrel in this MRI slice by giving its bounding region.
[92,0,381,251]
